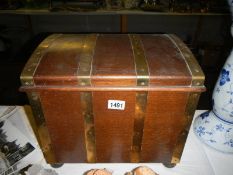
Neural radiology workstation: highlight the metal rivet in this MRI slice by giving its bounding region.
[141,82,145,86]
[184,53,189,58]
[193,93,198,97]
[32,95,37,100]
[139,93,145,97]
[44,44,49,48]
[87,129,94,137]
[82,68,88,71]
[182,131,186,136]
[135,105,140,110]
[135,132,140,136]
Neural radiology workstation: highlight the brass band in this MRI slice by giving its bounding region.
[129,35,149,87]
[20,34,61,125]
[165,34,205,86]
[129,34,149,162]
[166,34,205,164]
[171,92,201,164]
[77,34,98,163]
[20,34,62,163]
[21,34,62,87]
[21,34,62,125]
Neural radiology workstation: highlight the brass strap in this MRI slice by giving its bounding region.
[21,34,61,125]
[20,34,62,163]
[165,34,205,86]
[165,34,205,164]
[21,34,62,125]
[171,92,200,164]
[129,34,149,162]
[21,34,62,87]
[129,35,149,87]
[77,34,98,163]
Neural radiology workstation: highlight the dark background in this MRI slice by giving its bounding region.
[0,11,232,109]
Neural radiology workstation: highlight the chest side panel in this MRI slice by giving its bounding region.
[39,91,86,162]
[141,91,189,162]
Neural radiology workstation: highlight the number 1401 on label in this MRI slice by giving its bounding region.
[108,100,125,110]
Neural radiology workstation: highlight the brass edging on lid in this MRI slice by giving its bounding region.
[129,34,149,163]
[20,34,62,86]
[165,34,205,87]
[77,34,98,163]
[20,85,205,92]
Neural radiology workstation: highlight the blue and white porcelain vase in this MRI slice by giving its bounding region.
[193,0,233,153]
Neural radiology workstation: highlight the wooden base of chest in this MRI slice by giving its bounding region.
[27,90,200,163]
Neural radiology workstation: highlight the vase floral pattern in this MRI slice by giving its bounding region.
[193,0,233,153]
[212,50,233,124]
[194,111,233,153]
[219,69,230,86]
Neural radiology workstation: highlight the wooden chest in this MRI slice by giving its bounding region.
[20,34,205,164]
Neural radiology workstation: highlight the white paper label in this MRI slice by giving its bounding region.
[108,100,125,110]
